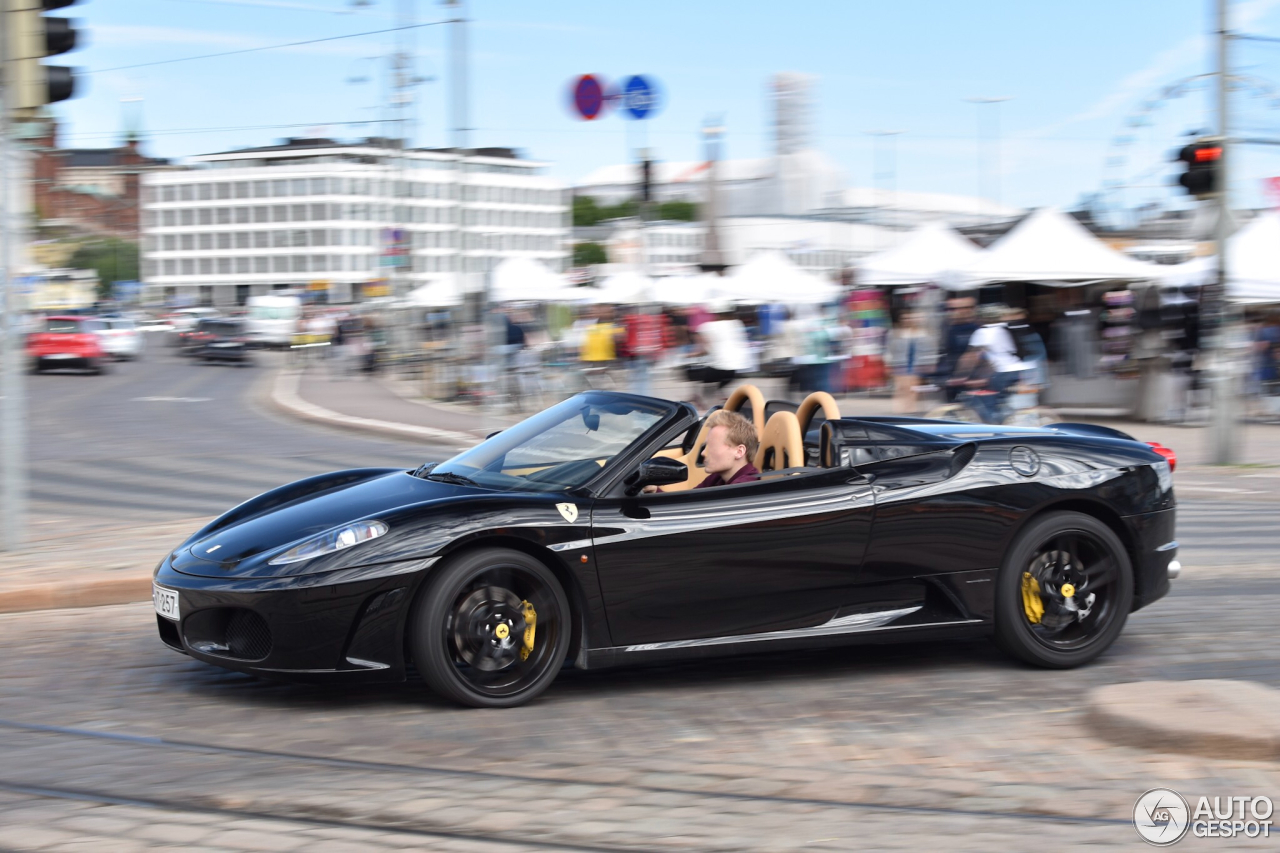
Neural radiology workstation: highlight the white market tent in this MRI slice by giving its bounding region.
[953,207,1161,289]
[1156,212,1280,302]
[856,221,983,286]
[407,275,463,308]
[723,251,841,305]
[651,272,727,306]
[489,257,580,303]
[583,270,655,305]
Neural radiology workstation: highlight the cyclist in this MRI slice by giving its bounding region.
[951,304,1034,423]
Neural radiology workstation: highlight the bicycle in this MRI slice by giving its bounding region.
[926,382,1061,427]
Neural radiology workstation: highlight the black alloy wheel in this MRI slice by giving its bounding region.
[411,547,571,708]
[993,511,1133,669]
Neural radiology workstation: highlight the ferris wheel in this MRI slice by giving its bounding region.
[1091,72,1280,229]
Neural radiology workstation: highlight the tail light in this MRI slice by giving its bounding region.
[1146,441,1176,473]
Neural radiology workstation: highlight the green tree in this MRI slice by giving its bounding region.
[656,200,698,221]
[599,198,638,221]
[68,238,140,299]
[573,195,602,227]
[572,241,608,267]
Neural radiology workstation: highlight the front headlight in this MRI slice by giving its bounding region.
[268,520,388,565]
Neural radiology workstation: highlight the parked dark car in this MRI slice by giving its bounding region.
[153,385,1178,708]
[193,319,252,365]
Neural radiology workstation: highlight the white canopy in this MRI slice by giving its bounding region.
[489,257,579,303]
[651,273,727,306]
[1155,212,1280,302]
[583,270,655,305]
[723,251,841,305]
[954,207,1161,288]
[407,275,462,308]
[856,221,982,286]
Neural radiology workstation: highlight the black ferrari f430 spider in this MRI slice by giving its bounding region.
[153,385,1178,707]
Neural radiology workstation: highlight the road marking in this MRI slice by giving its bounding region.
[1174,485,1263,494]
[131,394,211,402]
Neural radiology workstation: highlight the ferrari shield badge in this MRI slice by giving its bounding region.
[556,503,579,524]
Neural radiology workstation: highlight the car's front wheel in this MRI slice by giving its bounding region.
[993,511,1133,668]
[411,547,570,708]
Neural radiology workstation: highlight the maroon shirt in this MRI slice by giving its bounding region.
[694,462,760,489]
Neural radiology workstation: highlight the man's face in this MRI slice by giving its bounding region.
[703,424,745,476]
[950,299,975,322]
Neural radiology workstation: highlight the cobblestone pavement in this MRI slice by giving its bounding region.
[1,560,1277,852]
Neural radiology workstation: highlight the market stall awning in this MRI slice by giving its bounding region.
[407,275,463,307]
[856,221,982,286]
[489,257,579,303]
[1155,212,1280,302]
[723,251,840,304]
[582,270,655,305]
[651,273,727,306]
[953,208,1161,288]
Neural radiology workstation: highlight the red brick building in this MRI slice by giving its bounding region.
[28,116,169,241]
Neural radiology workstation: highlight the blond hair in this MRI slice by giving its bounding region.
[705,409,759,460]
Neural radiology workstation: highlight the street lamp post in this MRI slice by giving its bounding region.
[865,130,903,240]
[964,96,1011,224]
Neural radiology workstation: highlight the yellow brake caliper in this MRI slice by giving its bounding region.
[519,600,537,661]
[1021,572,1044,624]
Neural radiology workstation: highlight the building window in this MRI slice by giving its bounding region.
[330,229,343,246]
[291,230,307,247]
[291,204,306,222]
[163,260,176,276]
[180,210,194,226]
[235,207,250,224]
[272,206,287,222]
[217,233,231,250]
[217,258,231,274]
[181,259,195,275]
[235,258,250,274]
[291,255,306,272]
[254,232,269,249]
[253,207,269,223]
[235,232,249,249]
[253,181,269,198]
[234,182,249,199]
[272,180,287,197]
[199,234,213,250]
[216,183,231,200]
[181,234,195,251]
[198,184,212,201]
[161,211,175,227]
[291,179,306,196]
[217,208,231,225]
[162,235,175,251]
[311,255,325,272]
[180,185,195,201]
[310,229,326,247]
[199,258,213,275]
[272,256,288,273]
[310,203,325,221]
[161,186,176,203]
[310,178,326,195]
[254,257,269,273]
[198,209,213,226]
[272,231,288,248]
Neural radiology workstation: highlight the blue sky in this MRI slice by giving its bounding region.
[52,0,1280,215]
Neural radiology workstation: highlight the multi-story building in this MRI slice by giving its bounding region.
[140,138,570,306]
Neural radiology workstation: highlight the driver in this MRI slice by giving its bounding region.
[646,410,760,493]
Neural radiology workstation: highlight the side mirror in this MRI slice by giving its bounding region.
[625,457,688,496]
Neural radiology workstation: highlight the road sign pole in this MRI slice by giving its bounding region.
[1209,0,1237,465]
[0,11,28,550]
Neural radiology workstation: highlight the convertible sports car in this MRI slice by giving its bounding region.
[153,384,1178,708]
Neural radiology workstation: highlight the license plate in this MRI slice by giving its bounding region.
[153,584,180,621]
[46,353,75,359]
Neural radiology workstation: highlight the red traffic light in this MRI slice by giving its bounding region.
[1194,145,1222,163]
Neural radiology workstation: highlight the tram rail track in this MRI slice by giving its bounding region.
[0,718,1130,832]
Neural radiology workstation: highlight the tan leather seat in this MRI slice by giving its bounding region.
[753,410,805,472]
[796,391,840,438]
[656,383,767,492]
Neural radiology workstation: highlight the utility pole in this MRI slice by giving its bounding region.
[964,96,1011,225]
[1209,0,1237,464]
[0,10,25,551]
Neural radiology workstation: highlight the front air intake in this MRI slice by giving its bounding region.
[184,608,273,661]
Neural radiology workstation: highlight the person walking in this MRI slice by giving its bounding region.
[886,311,936,414]
[937,296,979,402]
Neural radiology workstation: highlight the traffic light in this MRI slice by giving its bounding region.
[6,0,81,113]
[1174,137,1222,199]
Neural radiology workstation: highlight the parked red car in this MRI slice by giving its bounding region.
[27,316,110,374]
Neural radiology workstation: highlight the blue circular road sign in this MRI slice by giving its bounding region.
[620,75,660,120]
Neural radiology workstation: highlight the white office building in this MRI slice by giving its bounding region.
[140,138,571,306]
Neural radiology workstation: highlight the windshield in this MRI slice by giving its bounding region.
[430,393,673,492]
[44,319,82,333]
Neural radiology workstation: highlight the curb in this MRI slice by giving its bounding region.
[0,574,154,615]
[270,370,477,447]
[1085,680,1280,761]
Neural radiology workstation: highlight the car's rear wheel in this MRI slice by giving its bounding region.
[411,547,570,708]
[993,511,1133,668]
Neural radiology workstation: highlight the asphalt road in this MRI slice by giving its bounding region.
[24,338,453,535]
[4,339,1279,850]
